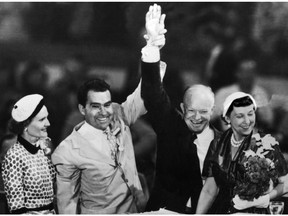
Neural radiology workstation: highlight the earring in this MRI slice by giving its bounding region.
[24,128,28,132]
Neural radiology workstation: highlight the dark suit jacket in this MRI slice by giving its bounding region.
[141,61,222,213]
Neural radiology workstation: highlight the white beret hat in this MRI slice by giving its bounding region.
[222,92,257,117]
[12,94,44,122]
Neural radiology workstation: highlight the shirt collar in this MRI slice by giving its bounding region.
[18,135,39,154]
[78,121,106,137]
[195,126,214,146]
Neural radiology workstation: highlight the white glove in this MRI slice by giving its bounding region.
[233,194,270,210]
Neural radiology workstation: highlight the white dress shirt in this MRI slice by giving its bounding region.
[194,126,214,175]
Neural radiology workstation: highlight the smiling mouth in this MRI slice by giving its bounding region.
[192,121,202,125]
[98,117,109,123]
[241,126,250,130]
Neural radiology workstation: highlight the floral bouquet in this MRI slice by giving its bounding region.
[233,134,279,201]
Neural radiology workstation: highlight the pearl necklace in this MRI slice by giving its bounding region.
[230,134,244,148]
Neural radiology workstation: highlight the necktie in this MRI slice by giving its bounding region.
[190,133,200,173]
[104,127,118,161]
[191,133,197,144]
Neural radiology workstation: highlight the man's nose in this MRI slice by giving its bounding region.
[194,111,201,120]
[99,106,108,114]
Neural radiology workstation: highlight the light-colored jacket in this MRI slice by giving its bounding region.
[52,82,146,214]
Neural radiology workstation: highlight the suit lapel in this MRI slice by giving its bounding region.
[70,126,116,166]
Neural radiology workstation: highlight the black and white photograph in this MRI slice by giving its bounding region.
[1,2,288,214]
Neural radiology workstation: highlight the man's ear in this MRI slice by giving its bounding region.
[180,102,185,113]
[210,105,215,114]
[78,104,85,116]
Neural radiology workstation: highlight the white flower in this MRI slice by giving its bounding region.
[36,137,52,155]
[244,149,257,157]
[266,158,275,169]
[252,133,261,142]
[262,134,279,147]
[252,133,278,154]
[117,140,124,151]
[255,147,266,158]
[36,137,50,149]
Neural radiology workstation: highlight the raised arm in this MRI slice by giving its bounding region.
[120,80,147,126]
[140,4,175,131]
[118,4,167,128]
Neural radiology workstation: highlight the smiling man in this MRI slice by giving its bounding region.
[140,4,222,214]
[51,78,147,214]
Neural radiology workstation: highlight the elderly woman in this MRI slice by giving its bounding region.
[196,92,288,214]
[1,94,56,214]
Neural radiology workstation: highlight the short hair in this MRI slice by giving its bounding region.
[0,133,16,149]
[8,118,31,135]
[221,96,254,123]
[183,84,215,107]
[77,79,111,106]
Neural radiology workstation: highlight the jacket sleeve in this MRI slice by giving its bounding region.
[51,143,81,214]
[141,60,172,132]
[120,80,147,126]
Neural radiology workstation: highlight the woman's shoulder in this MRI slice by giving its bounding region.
[5,142,25,158]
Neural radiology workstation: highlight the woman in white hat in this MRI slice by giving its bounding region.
[196,92,288,214]
[1,94,56,214]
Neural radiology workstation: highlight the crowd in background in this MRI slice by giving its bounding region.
[1,4,288,212]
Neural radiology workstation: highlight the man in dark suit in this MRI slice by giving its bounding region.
[140,4,222,213]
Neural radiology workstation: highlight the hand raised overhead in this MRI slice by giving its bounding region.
[144,4,167,49]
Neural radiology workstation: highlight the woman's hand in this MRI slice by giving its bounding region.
[233,194,270,210]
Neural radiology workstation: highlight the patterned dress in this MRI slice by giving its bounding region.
[1,136,56,214]
[204,129,288,214]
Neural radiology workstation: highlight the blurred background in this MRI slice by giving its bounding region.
[0,2,288,142]
[1,2,288,212]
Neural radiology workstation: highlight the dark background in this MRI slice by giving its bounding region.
[1,2,288,213]
[0,2,288,146]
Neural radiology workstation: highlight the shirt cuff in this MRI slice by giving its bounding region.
[141,45,160,63]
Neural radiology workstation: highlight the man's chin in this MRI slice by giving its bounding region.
[99,122,111,130]
[191,125,205,133]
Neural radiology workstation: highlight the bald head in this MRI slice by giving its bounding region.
[183,84,215,108]
[181,84,215,133]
